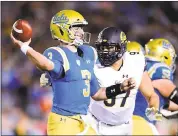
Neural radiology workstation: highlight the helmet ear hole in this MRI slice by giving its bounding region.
[164,56,168,59]
[59,28,64,36]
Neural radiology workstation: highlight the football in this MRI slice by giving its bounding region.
[12,19,32,42]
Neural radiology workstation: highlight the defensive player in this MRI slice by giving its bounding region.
[88,27,160,135]
[10,10,135,135]
[41,27,161,135]
[132,39,178,135]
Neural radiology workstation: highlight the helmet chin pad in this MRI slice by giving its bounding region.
[73,38,83,46]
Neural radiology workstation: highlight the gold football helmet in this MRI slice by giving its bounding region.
[145,38,177,71]
[126,41,145,54]
[50,10,90,46]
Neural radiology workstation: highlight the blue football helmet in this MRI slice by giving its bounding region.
[95,27,127,66]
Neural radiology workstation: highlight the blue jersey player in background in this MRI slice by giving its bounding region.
[131,39,178,135]
[10,10,135,135]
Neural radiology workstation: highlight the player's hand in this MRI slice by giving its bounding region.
[120,78,136,92]
[10,32,31,48]
[145,107,162,121]
[40,73,51,87]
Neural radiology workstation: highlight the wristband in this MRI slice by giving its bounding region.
[106,84,125,99]
[20,45,32,55]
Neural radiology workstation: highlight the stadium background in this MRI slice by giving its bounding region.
[1,1,178,135]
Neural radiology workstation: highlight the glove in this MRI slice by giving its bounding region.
[40,73,51,87]
[145,107,162,121]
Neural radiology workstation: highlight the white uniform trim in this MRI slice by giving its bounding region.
[91,47,98,64]
[147,62,170,78]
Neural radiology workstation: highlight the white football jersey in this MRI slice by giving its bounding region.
[89,51,145,125]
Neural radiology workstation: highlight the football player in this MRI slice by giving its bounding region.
[40,27,161,135]
[10,10,135,135]
[145,39,178,107]
[132,39,178,135]
[88,27,160,135]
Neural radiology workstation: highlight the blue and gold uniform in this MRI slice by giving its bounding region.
[43,45,99,135]
[126,40,175,135]
[134,59,173,123]
[132,38,176,135]
[133,38,176,124]
[133,59,173,135]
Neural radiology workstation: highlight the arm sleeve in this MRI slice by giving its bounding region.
[90,71,100,96]
[43,48,64,79]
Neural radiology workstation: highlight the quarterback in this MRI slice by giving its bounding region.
[10,10,135,135]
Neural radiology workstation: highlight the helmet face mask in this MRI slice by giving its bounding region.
[69,26,85,45]
[83,32,91,44]
[96,43,124,66]
[50,10,91,46]
[95,27,127,66]
[169,50,177,72]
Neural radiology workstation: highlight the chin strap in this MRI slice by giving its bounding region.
[73,38,83,46]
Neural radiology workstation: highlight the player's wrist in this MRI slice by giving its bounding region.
[20,44,33,55]
[120,85,123,92]
[106,83,125,99]
[152,107,159,113]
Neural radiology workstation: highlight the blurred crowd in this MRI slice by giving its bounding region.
[1,1,178,135]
